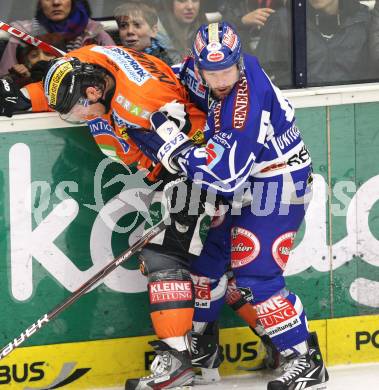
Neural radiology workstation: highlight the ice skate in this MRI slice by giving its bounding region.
[190,331,222,385]
[238,328,284,372]
[125,340,194,390]
[267,333,329,390]
[261,334,285,370]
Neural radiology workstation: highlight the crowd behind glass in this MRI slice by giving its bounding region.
[0,0,378,89]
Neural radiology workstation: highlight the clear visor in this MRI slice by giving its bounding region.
[59,97,106,124]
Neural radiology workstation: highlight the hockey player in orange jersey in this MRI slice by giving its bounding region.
[0,45,212,389]
[22,45,206,182]
[0,43,267,388]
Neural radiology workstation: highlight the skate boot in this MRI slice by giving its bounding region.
[260,334,284,370]
[248,324,284,371]
[190,331,223,384]
[125,340,194,390]
[267,333,329,390]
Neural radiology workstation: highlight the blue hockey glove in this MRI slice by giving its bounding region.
[127,111,194,174]
[126,127,161,164]
[159,100,191,134]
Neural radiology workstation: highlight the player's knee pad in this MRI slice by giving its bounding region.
[191,273,228,322]
[148,268,195,339]
[148,268,195,310]
[139,247,190,276]
[253,289,309,353]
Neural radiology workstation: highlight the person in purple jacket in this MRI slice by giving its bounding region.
[0,0,115,77]
[127,21,329,390]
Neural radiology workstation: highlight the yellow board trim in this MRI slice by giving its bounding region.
[1,314,378,389]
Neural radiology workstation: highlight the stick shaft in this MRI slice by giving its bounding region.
[0,21,66,57]
[0,219,167,360]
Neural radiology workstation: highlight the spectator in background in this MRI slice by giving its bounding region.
[256,0,370,87]
[369,0,379,73]
[114,2,173,65]
[0,0,115,77]
[157,0,207,64]
[4,33,66,88]
[223,0,286,53]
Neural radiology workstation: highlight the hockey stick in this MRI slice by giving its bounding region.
[0,20,66,57]
[0,218,168,360]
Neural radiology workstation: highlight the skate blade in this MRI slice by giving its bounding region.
[193,375,221,385]
[166,377,194,389]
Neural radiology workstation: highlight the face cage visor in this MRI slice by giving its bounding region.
[59,97,106,124]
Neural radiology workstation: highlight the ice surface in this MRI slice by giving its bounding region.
[100,362,379,390]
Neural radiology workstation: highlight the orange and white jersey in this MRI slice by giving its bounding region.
[25,45,206,181]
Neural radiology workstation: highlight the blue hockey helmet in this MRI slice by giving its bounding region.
[192,22,242,71]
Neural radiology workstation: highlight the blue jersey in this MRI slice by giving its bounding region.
[175,54,311,199]
[175,55,313,352]
[172,60,215,114]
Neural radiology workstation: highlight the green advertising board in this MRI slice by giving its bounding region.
[0,102,379,351]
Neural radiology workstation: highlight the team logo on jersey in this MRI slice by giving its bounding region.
[233,76,249,129]
[231,227,260,268]
[115,94,150,118]
[254,295,301,336]
[206,140,225,169]
[87,117,130,161]
[213,101,222,133]
[185,68,206,99]
[92,46,151,86]
[207,51,225,62]
[192,275,211,308]
[272,231,296,270]
[276,125,301,150]
[112,110,140,130]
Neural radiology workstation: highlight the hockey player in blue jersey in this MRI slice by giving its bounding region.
[127,21,329,390]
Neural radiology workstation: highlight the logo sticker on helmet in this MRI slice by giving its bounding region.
[207,42,222,52]
[194,31,206,56]
[208,23,220,43]
[207,51,225,62]
[48,62,73,106]
[231,227,260,268]
[222,26,238,51]
[44,57,72,96]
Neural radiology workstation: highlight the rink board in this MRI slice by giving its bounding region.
[1,97,379,388]
[0,314,377,389]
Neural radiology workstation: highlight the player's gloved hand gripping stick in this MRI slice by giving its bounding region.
[0,21,67,117]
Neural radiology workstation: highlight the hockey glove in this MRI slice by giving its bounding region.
[127,111,194,174]
[163,176,206,226]
[159,100,191,134]
[0,78,22,117]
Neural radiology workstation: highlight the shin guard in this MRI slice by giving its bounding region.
[148,268,195,339]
